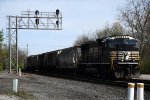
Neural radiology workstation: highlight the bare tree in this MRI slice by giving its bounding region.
[96,22,125,39]
[73,34,91,46]
[111,22,126,35]
[96,24,111,39]
[74,22,126,46]
[18,48,27,69]
[0,30,4,48]
[120,0,150,63]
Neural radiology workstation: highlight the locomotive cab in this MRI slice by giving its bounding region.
[107,35,140,78]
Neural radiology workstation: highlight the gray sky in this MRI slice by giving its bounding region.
[0,0,126,55]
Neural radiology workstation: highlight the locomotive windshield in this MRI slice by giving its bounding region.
[108,38,138,51]
[109,38,137,45]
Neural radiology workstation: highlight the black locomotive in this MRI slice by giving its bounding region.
[25,35,140,78]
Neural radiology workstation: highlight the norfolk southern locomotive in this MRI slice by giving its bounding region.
[26,35,140,78]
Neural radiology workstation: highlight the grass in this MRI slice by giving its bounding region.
[0,89,36,100]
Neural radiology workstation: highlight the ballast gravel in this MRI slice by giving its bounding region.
[0,71,150,100]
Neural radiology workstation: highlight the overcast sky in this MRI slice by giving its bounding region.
[0,0,126,55]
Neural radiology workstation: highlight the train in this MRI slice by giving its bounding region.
[25,35,140,78]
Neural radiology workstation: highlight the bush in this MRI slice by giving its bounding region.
[19,63,25,70]
[0,63,4,72]
[141,59,150,74]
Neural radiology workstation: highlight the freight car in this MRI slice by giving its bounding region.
[56,47,81,69]
[26,46,81,71]
[26,55,38,71]
[44,51,57,71]
[25,35,140,78]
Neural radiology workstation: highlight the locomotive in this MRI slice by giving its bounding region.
[26,35,140,78]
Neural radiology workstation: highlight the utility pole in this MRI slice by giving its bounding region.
[7,10,62,73]
[27,44,28,57]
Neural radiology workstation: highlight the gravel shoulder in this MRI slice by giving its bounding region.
[140,74,150,80]
[0,71,150,100]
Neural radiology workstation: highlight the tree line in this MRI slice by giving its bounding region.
[0,30,27,71]
[73,0,150,74]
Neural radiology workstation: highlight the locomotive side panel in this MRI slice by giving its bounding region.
[81,41,110,65]
[97,39,110,64]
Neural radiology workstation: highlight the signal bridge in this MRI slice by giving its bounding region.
[7,10,62,73]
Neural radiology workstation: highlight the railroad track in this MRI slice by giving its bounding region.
[83,77,150,91]
[24,71,150,91]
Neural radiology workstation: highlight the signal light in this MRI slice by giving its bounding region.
[56,9,59,17]
[56,20,59,27]
[35,10,39,15]
[35,18,39,25]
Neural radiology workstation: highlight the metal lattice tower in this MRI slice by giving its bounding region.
[7,10,62,73]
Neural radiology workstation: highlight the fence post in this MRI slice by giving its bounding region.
[19,68,21,76]
[13,79,18,93]
[128,83,135,100]
[137,83,144,100]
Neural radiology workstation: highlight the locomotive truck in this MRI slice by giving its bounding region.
[26,35,140,78]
